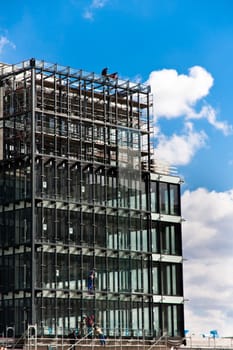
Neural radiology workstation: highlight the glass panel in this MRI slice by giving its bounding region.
[144,307,149,336]
[119,258,130,292]
[160,223,181,255]
[170,184,180,215]
[142,229,148,252]
[52,253,69,290]
[70,210,81,245]
[95,171,105,205]
[70,164,81,202]
[107,215,117,249]
[131,230,137,250]
[131,259,142,292]
[151,181,157,212]
[159,183,169,214]
[118,216,129,250]
[57,209,68,243]
[95,213,106,247]
[151,222,158,253]
[42,252,56,289]
[57,162,68,200]
[167,305,172,335]
[152,264,159,294]
[141,180,147,211]
[83,212,94,246]
[166,265,171,295]
[161,263,182,296]
[153,306,160,337]
[132,308,138,335]
[108,257,118,292]
[109,310,114,335]
[82,168,93,204]
[170,225,176,254]
[172,265,177,295]
[173,305,178,336]
[43,160,55,199]
[143,262,149,293]
[15,253,30,289]
[70,255,81,290]
[161,225,170,254]
[106,170,117,207]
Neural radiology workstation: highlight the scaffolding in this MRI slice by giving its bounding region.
[0,59,184,340]
[0,58,152,165]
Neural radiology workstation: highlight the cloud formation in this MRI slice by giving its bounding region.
[150,66,214,118]
[154,122,207,166]
[83,0,108,20]
[149,66,232,134]
[182,188,233,336]
[0,35,16,55]
[148,66,232,165]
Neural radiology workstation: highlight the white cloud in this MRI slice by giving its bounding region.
[83,0,108,20]
[148,66,233,166]
[148,66,232,134]
[0,35,16,55]
[188,105,232,136]
[83,10,94,20]
[149,66,213,118]
[91,0,108,8]
[154,122,207,166]
[182,188,233,336]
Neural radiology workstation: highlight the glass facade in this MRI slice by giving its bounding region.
[0,59,184,339]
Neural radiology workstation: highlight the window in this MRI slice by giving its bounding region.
[152,263,159,294]
[151,223,158,253]
[82,167,94,203]
[170,184,180,215]
[106,170,117,207]
[161,263,183,296]
[15,253,30,289]
[151,181,157,212]
[160,222,181,255]
[162,304,184,336]
[95,170,105,205]
[159,182,169,214]
[158,182,180,216]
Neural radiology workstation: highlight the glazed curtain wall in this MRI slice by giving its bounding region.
[35,158,146,210]
[33,298,183,337]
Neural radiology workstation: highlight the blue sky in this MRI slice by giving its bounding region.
[1,0,233,337]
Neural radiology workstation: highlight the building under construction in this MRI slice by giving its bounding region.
[0,59,184,340]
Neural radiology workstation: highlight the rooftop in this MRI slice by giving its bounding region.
[0,58,151,95]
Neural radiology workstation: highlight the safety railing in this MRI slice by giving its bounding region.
[147,334,168,350]
[67,330,94,350]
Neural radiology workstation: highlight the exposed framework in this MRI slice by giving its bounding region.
[0,59,184,339]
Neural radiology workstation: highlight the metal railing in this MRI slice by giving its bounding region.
[4,325,186,350]
[67,330,94,350]
[147,334,168,350]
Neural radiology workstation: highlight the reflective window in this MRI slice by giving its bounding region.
[170,184,180,215]
[159,182,180,215]
[159,182,169,214]
[162,304,184,336]
[70,163,81,202]
[161,263,183,296]
[153,306,160,337]
[141,179,147,211]
[151,221,159,253]
[152,263,159,294]
[151,222,182,256]
[95,169,105,205]
[151,181,158,212]
[106,170,117,207]
[160,222,181,255]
